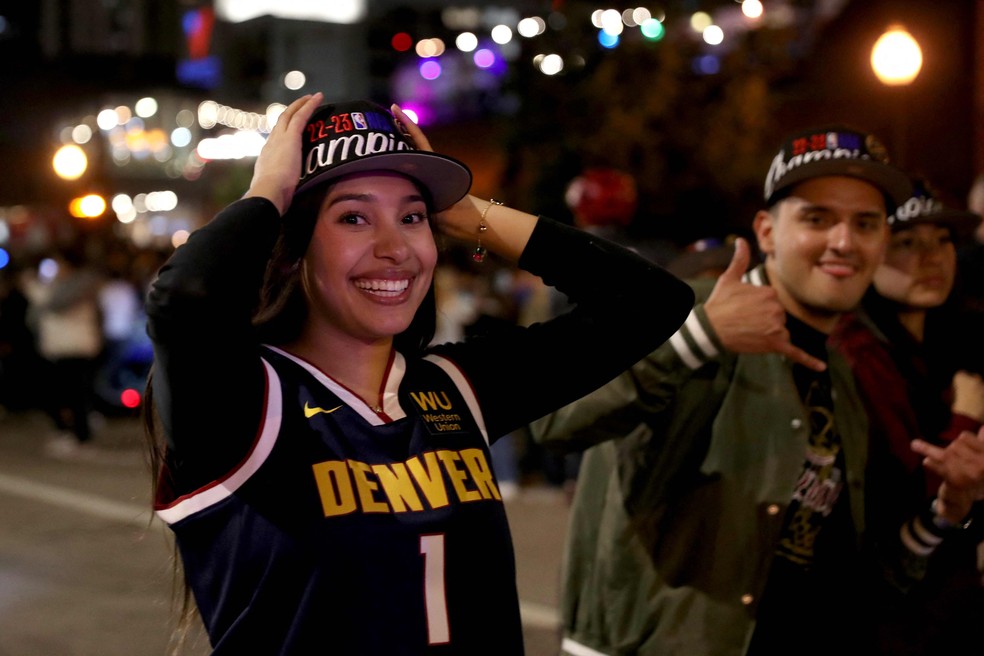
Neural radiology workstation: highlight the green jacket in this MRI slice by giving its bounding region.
[530,266,926,656]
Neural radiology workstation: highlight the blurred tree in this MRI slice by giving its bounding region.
[497,0,844,248]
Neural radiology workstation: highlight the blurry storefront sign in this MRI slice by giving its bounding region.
[177,56,222,89]
[215,0,366,24]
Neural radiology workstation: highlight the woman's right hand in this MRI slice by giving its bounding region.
[246,92,323,215]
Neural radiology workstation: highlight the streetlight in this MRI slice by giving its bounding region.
[871,25,923,86]
[871,24,923,167]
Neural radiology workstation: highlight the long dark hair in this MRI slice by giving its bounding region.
[142,174,441,653]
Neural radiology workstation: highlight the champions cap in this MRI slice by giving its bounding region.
[295,99,472,211]
[888,177,982,240]
[763,125,912,211]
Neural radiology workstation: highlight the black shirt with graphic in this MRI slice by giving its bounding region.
[748,314,872,656]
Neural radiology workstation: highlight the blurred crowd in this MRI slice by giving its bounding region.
[2,174,982,498]
[0,239,165,456]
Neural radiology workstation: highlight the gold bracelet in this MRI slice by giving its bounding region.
[473,198,503,263]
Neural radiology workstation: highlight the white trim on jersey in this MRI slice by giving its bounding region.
[264,344,405,424]
[423,353,489,446]
[560,637,611,656]
[155,359,284,525]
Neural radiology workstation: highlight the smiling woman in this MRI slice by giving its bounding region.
[141,93,694,654]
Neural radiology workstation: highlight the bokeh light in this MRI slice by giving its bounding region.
[538,54,564,75]
[399,106,421,124]
[391,31,412,52]
[135,97,158,118]
[120,388,142,409]
[474,48,496,68]
[690,11,712,32]
[693,54,721,75]
[742,0,764,19]
[419,60,442,80]
[53,144,87,180]
[871,25,923,86]
[491,24,513,44]
[641,18,665,41]
[598,30,619,49]
[455,32,478,52]
[69,193,106,219]
[599,9,622,35]
[283,70,306,90]
[72,124,93,144]
[703,25,724,45]
[517,17,545,38]
[415,37,445,58]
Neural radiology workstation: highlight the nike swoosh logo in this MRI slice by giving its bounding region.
[304,402,344,419]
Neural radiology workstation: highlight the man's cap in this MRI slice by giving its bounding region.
[888,177,982,240]
[295,99,472,211]
[763,124,912,210]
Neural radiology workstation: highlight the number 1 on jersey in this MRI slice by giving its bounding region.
[420,534,450,644]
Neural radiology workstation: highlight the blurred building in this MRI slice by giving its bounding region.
[0,0,540,262]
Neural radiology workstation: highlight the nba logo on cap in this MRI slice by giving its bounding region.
[763,124,911,211]
[293,98,472,211]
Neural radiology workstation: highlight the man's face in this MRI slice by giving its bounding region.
[754,176,890,333]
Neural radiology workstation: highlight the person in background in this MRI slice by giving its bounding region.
[433,260,525,500]
[94,249,145,411]
[143,93,693,654]
[0,262,42,415]
[530,125,984,656]
[829,177,984,655]
[22,248,104,456]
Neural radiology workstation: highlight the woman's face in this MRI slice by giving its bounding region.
[873,222,956,310]
[301,171,437,345]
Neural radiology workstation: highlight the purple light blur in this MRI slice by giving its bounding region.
[398,104,427,126]
[473,48,496,69]
[419,60,442,80]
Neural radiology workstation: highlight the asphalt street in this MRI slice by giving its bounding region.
[0,409,569,656]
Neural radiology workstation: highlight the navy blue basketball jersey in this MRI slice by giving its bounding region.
[155,345,523,654]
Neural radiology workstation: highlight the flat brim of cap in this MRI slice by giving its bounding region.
[894,209,982,239]
[294,151,472,211]
[769,159,912,210]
